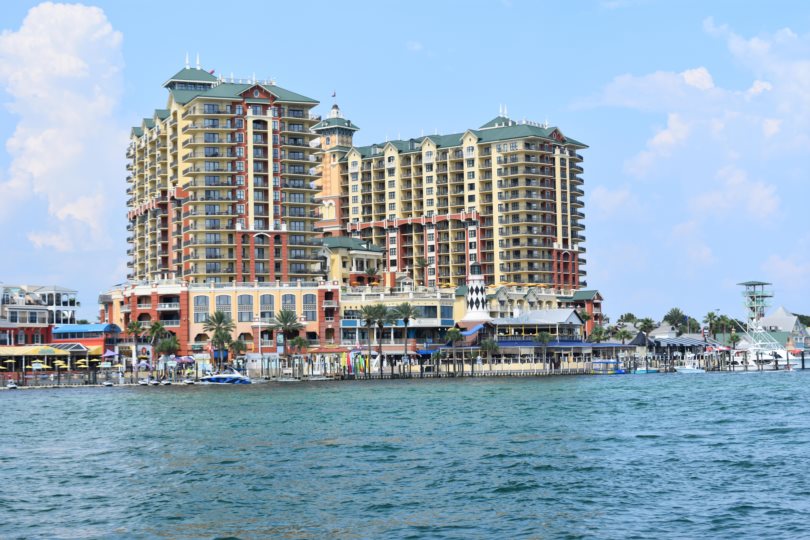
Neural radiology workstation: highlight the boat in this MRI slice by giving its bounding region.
[138,379,150,386]
[634,367,659,374]
[200,368,251,385]
[102,381,114,387]
[6,381,18,390]
[160,380,172,386]
[591,360,626,375]
[149,379,160,386]
[674,363,705,373]
[182,379,196,385]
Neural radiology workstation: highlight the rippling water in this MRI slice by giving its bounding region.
[3,372,810,539]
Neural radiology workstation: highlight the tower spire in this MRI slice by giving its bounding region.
[185,52,189,69]
[195,53,200,69]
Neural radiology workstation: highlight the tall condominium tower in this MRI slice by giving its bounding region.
[313,107,587,289]
[126,66,322,284]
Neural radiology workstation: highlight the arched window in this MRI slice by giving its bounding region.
[282,294,295,312]
[215,295,231,318]
[237,294,253,322]
[259,294,274,321]
[194,296,209,323]
[303,294,316,322]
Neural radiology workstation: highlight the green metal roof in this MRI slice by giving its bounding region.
[479,116,513,129]
[559,290,601,302]
[142,118,155,129]
[312,117,360,131]
[455,285,468,296]
[131,127,143,137]
[154,109,170,120]
[163,67,218,86]
[322,236,384,252]
[738,281,772,286]
[168,81,318,105]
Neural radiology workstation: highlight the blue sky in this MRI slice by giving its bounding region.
[1,0,808,322]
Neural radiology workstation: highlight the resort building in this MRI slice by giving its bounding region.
[486,286,603,335]
[313,105,587,290]
[100,279,340,356]
[126,64,323,285]
[0,284,80,345]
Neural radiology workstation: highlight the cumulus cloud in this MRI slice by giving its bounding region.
[690,165,780,220]
[761,254,810,292]
[0,2,126,252]
[681,67,714,90]
[588,185,642,219]
[625,113,690,176]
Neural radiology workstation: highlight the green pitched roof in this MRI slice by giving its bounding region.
[455,285,468,296]
[131,127,143,137]
[479,116,513,129]
[322,236,383,252]
[168,81,317,105]
[142,118,155,129]
[154,109,170,120]
[312,117,360,131]
[163,67,218,86]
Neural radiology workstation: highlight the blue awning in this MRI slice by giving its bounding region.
[53,323,122,335]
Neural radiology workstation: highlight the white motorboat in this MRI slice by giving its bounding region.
[182,379,196,385]
[138,379,150,386]
[6,381,18,389]
[675,363,705,373]
[200,368,251,385]
[102,381,114,387]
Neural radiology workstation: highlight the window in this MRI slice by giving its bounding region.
[388,192,395,199]
[426,176,433,184]
[427,199,434,206]
[425,150,434,161]
[351,184,358,192]
[388,203,396,210]
[237,294,253,322]
[388,180,396,188]
[426,187,434,196]
[352,196,358,203]
[467,171,475,179]
[352,207,359,214]
[466,159,475,167]
[303,294,316,321]
[282,294,296,312]
[469,229,477,238]
[389,247,396,256]
[469,241,477,250]
[466,146,474,157]
[427,232,434,242]
[215,295,231,318]
[468,194,476,202]
[260,294,274,321]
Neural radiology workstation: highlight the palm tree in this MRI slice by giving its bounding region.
[618,312,637,324]
[615,328,633,345]
[156,335,180,380]
[663,308,685,327]
[230,339,247,371]
[534,331,552,371]
[728,332,741,350]
[147,322,166,375]
[445,328,463,376]
[126,321,143,379]
[703,312,718,340]
[203,311,235,371]
[365,266,380,286]
[414,257,428,286]
[589,326,607,343]
[393,302,419,376]
[373,305,396,378]
[636,317,656,370]
[360,305,378,378]
[269,309,305,375]
[479,338,499,372]
[288,336,309,377]
[578,311,592,340]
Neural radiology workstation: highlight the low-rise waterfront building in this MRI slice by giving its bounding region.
[0,284,80,346]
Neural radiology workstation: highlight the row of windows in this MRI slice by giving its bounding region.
[192,294,317,323]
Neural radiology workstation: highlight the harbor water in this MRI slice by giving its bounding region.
[3,372,810,539]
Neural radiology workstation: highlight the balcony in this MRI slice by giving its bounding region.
[157,302,180,311]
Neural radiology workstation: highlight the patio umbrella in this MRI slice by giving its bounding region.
[102,350,118,358]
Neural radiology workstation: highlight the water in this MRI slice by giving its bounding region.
[3,372,810,539]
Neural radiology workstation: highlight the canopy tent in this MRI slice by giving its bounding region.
[101,349,119,358]
[0,346,70,357]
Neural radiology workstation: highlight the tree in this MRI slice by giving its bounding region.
[618,312,637,324]
[414,257,428,286]
[615,328,633,345]
[393,302,419,376]
[534,332,552,371]
[156,335,180,356]
[636,317,656,369]
[579,311,592,338]
[360,305,378,378]
[703,311,719,340]
[203,311,236,371]
[287,336,308,376]
[365,266,380,285]
[148,322,167,374]
[127,320,143,342]
[230,339,247,358]
[663,308,686,327]
[373,305,396,378]
[728,332,741,350]
[480,339,499,371]
[269,309,305,374]
[589,326,607,343]
[445,328,463,376]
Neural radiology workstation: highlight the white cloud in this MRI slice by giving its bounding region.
[625,113,690,176]
[690,165,779,219]
[761,254,810,291]
[762,118,782,137]
[682,67,714,90]
[746,79,773,98]
[0,2,126,252]
[670,220,716,266]
[588,185,642,219]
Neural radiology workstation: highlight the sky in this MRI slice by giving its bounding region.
[0,0,808,323]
